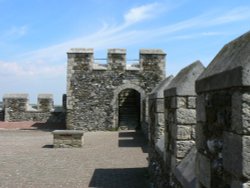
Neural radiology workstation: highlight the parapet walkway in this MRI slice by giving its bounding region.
[0,124,149,188]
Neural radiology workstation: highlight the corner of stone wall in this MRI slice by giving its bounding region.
[162,61,204,188]
[195,31,250,188]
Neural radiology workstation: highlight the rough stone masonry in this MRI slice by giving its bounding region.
[196,31,250,188]
[66,48,166,131]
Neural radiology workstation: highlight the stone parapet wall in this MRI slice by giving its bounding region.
[195,31,250,188]
[148,76,173,188]
[164,62,204,188]
[3,93,65,123]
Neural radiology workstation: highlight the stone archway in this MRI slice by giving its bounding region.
[118,89,140,130]
[111,83,145,130]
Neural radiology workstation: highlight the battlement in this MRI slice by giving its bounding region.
[67,48,166,73]
[3,93,54,112]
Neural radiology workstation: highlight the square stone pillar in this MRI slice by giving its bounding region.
[37,94,54,112]
[196,31,250,187]
[164,61,204,187]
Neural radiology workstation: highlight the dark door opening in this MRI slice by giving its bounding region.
[118,89,140,130]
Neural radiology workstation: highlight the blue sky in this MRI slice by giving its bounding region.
[0,0,250,104]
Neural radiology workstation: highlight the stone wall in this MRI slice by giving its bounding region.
[148,61,204,188]
[66,48,166,131]
[164,61,204,187]
[148,76,173,187]
[3,94,65,123]
[195,31,250,187]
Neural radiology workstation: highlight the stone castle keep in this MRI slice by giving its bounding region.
[1,30,250,187]
[66,48,165,131]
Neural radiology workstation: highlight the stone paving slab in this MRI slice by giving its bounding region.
[0,129,149,188]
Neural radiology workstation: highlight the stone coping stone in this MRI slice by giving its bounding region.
[68,48,94,54]
[149,75,174,99]
[108,48,126,54]
[52,130,84,136]
[38,94,53,99]
[196,31,250,93]
[174,146,197,188]
[3,93,28,99]
[164,61,205,97]
[140,49,166,55]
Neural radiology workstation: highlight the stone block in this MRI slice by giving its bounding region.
[196,94,206,122]
[223,132,250,179]
[174,147,197,188]
[232,91,250,134]
[176,97,187,108]
[156,98,164,113]
[175,140,195,158]
[176,108,196,124]
[52,130,84,148]
[196,153,211,188]
[187,97,196,109]
[172,125,192,140]
[195,122,206,151]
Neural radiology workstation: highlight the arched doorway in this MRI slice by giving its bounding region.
[118,89,140,130]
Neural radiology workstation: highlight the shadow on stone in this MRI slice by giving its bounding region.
[118,131,148,153]
[31,122,66,131]
[89,168,149,188]
[42,144,53,148]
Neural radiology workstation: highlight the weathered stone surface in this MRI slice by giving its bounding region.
[52,130,84,148]
[223,131,250,179]
[67,49,166,130]
[150,76,174,98]
[164,61,205,96]
[187,97,196,109]
[172,125,192,140]
[197,153,211,188]
[196,94,206,122]
[3,94,64,123]
[231,181,250,188]
[174,147,197,188]
[232,91,250,134]
[37,94,54,112]
[176,108,196,124]
[175,140,195,158]
[195,122,206,151]
[196,31,250,92]
[171,96,187,108]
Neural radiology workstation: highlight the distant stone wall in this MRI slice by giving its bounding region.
[3,94,65,123]
[66,48,166,131]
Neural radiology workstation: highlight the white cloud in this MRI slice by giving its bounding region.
[0,61,65,77]
[124,3,161,25]
[2,5,250,79]
[2,25,28,39]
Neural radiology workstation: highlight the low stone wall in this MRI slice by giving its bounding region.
[3,93,65,123]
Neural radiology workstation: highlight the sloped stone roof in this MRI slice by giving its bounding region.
[196,31,250,92]
[149,75,174,98]
[164,61,205,96]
